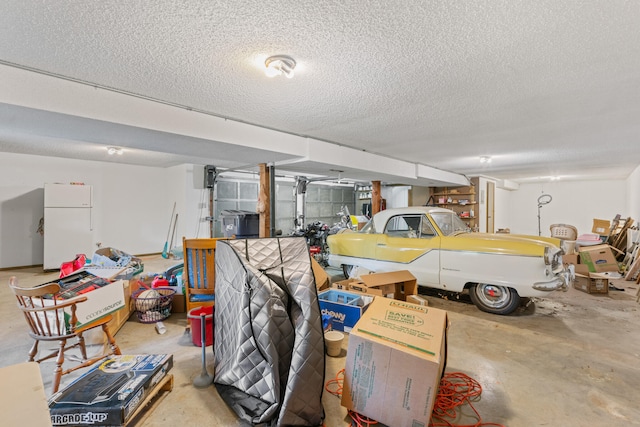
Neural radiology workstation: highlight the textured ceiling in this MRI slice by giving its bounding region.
[1,0,640,185]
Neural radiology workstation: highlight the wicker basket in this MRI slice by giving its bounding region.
[131,287,176,323]
[550,224,578,240]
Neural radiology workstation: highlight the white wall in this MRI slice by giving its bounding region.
[381,186,410,209]
[627,164,640,223]
[0,152,201,268]
[494,187,512,232]
[494,179,628,237]
[2,151,638,268]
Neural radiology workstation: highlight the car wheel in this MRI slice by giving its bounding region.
[469,283,521,315]
[342,264,355,279]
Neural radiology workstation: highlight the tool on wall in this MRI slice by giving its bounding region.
[162,202,176,259]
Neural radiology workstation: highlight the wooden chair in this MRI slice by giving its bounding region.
[183,237,227,314]
[8,276,121,393]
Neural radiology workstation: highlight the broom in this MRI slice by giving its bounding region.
[162,202,176,259]
[168,213,178,258]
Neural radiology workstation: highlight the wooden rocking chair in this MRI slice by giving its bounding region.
[8,276,121,393]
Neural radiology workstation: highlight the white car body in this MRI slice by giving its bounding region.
[327,207,574,314]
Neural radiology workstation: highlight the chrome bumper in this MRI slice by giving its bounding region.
[533,266,574,292]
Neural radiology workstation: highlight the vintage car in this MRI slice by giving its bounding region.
[327,206,573,315]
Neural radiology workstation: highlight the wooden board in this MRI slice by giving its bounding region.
[625,256,640,281]
[124,374,174,426]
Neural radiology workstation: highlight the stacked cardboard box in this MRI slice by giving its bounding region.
[564,245,620,294]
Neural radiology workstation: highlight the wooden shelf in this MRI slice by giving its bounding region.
[434,202,477,206]
[430,178,479,230]
[432,192,475,197]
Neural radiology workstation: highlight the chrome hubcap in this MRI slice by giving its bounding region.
[476,284,510,308]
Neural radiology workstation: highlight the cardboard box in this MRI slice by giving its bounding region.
[347,270,418,301]
[318,289,374,332]
[578,244,619,273]
[562,252,591,275]
[406,294,429,306]
[2,362,52,427]
[573,273,609,294]
[88,247,144,280]
[171,293,186,313]
[49,354,173,426]
[51,271,126,328]
[107,278,140,335]
[311,257,330,291]
[331,278,360,291]
[574,263,590,275]
[562,253,579,266]
[592,219,611,235]
[342,298,448,427]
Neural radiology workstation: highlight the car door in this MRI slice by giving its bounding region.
[374,214,441,285]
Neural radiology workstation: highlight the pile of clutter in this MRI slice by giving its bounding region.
[561,216,638,295]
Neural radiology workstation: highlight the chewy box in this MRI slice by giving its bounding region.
[49,354,173,426]
[318,289,373,333]
[342,297,448,427]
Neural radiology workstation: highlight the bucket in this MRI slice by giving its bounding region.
[187,305,214,347]
[324,330,344,357]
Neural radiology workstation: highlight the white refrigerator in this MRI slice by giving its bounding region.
[43,183,94,270]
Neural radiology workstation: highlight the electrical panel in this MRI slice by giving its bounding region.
[204,165,216,188]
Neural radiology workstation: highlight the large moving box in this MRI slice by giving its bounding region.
[342,297,448,427]
[49,354,173,426]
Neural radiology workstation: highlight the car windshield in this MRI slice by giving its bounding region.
[430,212,471,236]
[359,220,375,233]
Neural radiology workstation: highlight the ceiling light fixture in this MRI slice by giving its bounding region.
[106,146,124,155]
[479,156,492,163]
[265,55,296,78]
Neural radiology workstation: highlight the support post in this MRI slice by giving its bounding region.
[258,163,271,237]
[371,181,382,215]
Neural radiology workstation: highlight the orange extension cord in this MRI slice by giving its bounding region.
[324,369,505,427]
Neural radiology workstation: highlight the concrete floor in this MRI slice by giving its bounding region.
[2,255,640,426]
